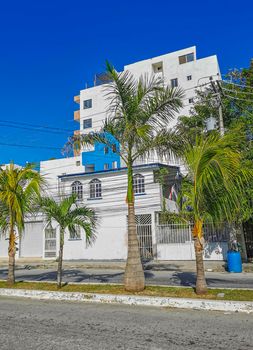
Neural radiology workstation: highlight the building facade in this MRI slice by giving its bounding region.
[0,47,229,261]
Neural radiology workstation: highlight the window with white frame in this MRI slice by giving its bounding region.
[112,161,117,169]
[69,226,81,240]
[71,181,83,200]
[133,174,145,194]
[104,163,109,170]
[89,179,102,199]
[187,75,192,81]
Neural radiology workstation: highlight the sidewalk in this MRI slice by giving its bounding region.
[0,258,252,273]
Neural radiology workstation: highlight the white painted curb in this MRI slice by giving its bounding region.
[0,288,253,314]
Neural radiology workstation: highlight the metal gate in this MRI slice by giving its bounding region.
[44,225,57,258]
[243,221,253,260]
[135,214,153,259]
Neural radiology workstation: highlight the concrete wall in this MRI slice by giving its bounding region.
[40,156,84,196]
[20,222,44,258]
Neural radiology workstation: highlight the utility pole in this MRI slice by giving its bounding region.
[210,79,225,136]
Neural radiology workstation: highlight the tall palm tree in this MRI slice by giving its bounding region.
[39,195,97,288]
[66,62,184,292]
[180,131,252,294]
[0,163,43,285]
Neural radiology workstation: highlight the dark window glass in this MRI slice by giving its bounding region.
[187,75,192,81]
[171,78,178,88]
[83,99,92,109]
[83,118,92,129]
[85,164,95,173]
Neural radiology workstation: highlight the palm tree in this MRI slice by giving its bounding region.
[66,62,184,292]
[180,131,252,294]
[0,163,43,285]
[39,195,97,288]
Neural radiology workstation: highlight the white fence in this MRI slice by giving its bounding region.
[155,223,230,261]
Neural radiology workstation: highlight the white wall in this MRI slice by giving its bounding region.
[40,156,84,197]
[20,222,44,258]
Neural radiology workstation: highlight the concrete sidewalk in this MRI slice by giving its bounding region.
[0,258,252,273]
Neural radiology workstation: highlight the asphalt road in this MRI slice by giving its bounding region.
[0,297,252,350]
[0,267,253,289]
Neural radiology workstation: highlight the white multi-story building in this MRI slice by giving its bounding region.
[0,47,228,262]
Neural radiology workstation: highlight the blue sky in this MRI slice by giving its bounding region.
[0,0,252,166]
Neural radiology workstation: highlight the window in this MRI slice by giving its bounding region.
[69,226,81,240]
[76,161,81,166]
[90,179,102,199]
[85,164,95,173]
[171,78,178,88]
[152,62,163,74]
[187,75,192,81]
[71,181,83,200]
[104,163,109,170]
[189,98,194,104]
[112,161,117,169]
[178,53,194,65]
[83,118,92,129]
[104,146,109,154]
[83,99,92,109]
[112,144,117,153]
[133,174,145,194]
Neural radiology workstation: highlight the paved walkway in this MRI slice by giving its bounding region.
[1,267,253,289]
[0,297,252,349]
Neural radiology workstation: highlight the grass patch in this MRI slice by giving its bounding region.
[0,281,253,301]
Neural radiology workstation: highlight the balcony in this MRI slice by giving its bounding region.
[74,95,80,104]
[74,110,80,122]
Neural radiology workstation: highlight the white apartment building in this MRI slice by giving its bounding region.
[0,47,228,262]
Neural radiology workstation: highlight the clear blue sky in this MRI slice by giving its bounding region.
[0,0,252,166]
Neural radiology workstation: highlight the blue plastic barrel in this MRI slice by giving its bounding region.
[227,251,242,273]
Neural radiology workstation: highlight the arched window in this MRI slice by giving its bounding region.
[133,174,145,194]
[71,181,83,200]
[90,179,102,199]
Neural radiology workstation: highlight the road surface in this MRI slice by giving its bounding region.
[0,297,252,349]
[0,267,253,289]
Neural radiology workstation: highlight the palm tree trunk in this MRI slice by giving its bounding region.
[57,228,64,288]
[124,160,145,292]
[193,220,207,294]
[7,225,16,286]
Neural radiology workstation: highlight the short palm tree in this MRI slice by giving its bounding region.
[181,131,252,294]
[0,163,43,285]
[66,62,184,292]
[39,195,97,288]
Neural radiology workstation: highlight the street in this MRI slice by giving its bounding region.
[0,297,252,350]
[0,267,253,289]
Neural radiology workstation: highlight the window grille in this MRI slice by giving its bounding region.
[133,174,145,194]
[90,178,102,198]
[71,181,83,200]
[69,226,81,240]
